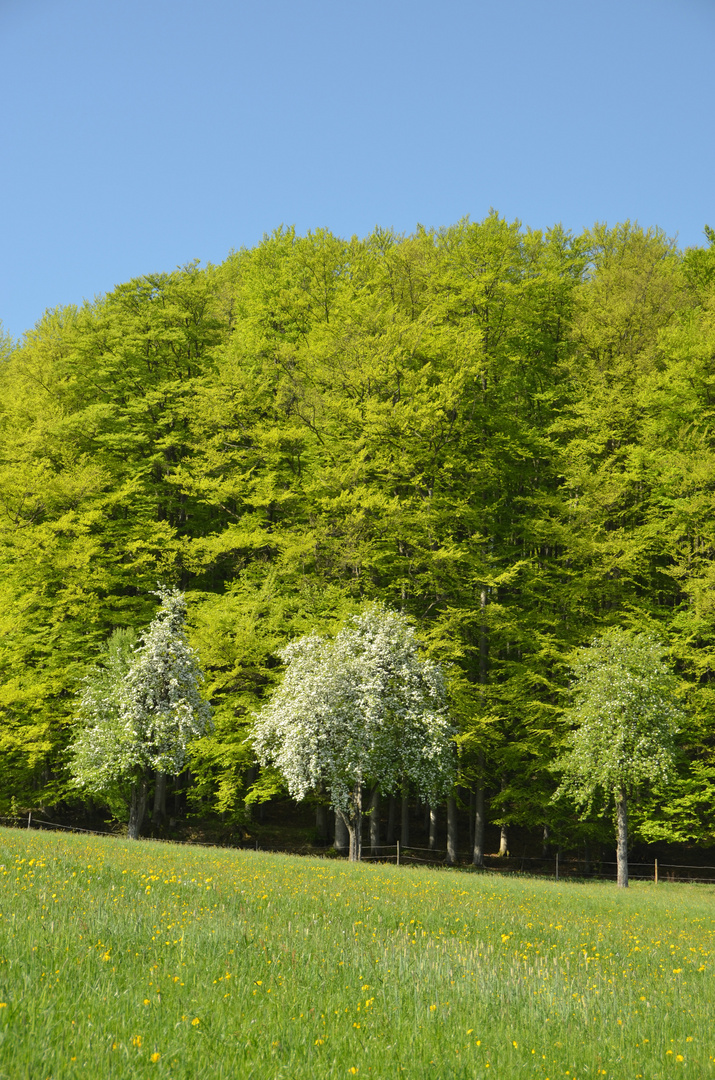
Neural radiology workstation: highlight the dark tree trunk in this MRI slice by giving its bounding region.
[152,770,167,825]
[128,777,148,840]
[446,795,458,866]
[542,824,550,859]
[401,783,410,848]
[315,804,329,844]
[243,766,257,823]
[473,586,488,867]
[386,795,396,844]
[616,789,628,888]
[472,754,485,867]
[174,771,184,817]
[369,787,380,854]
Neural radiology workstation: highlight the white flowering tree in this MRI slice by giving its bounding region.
[555,628,684,887]
[252,605,456,860]
[70,588,212,838]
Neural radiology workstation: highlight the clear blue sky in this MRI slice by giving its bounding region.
[1,0,713,339]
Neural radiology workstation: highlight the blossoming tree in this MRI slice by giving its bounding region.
[556,628,684,887]
[70,588,212,838]
[252,605,456,860]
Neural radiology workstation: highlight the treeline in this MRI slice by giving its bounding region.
[2,214,715,851]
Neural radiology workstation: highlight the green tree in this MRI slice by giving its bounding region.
[556,629,684,887]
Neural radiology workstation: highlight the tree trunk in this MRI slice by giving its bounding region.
[386,795,396,844]
[497,778,507,855]
[243,766,257,823]
[616,789,628,888]
[315,804,329,844]
[542,824,550,859]
[346,784,362,862]
[334,811,349,854]
[446,795,458,866]
[174,771,184,817]
[369,787,380,854]
[473,586,488,867]
[472,753,485,867]
[429,805,438,850]
[401,782,410,848]
[152,770,167,825]
[128,777,148,840]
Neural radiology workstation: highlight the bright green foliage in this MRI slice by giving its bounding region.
[3,215,715,852]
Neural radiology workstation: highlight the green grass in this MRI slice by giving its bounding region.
[0,828,714,1079]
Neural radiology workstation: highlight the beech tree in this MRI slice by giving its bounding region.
[555,629,684,887]
[70,588,212,838]
[252,606,456,860]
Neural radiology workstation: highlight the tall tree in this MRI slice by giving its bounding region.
[252,605,455,860]
[70,588,212,838]
[555,629,684,887]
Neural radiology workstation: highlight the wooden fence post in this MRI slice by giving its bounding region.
[396,840,400,866]
[654,859,658,885]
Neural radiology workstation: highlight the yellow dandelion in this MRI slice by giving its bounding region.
[150,1052,161,1063]
[191,1017,200,1026]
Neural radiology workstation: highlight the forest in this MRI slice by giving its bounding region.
[2,213,715,856]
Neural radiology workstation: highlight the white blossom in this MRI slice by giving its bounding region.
[70,588,212,794]
[252,604,455,856]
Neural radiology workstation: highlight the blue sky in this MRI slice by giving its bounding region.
[1,0,713,339]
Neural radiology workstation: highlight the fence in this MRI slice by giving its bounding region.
[3,815,715,885]
[361,844,715,884]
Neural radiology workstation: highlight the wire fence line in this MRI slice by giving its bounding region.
[2,815,715,885]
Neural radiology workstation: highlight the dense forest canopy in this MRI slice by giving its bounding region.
[2,214,715,849]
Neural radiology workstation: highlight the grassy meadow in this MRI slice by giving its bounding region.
[0,828,713,1079]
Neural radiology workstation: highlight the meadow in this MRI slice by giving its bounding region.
[0,828,713,1079]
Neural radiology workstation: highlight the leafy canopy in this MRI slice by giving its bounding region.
[556,628,685,812]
